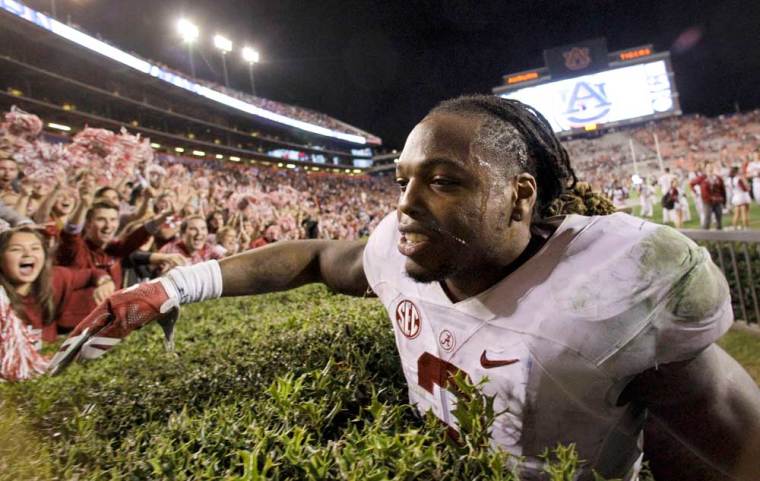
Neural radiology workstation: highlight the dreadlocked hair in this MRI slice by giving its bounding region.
[430,95,615,218]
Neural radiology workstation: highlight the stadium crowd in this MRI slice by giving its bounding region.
[568,111,760,230]
[1,104,759,380]
[0,106,393,380]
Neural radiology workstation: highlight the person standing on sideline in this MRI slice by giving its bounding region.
[690,163,727,230]
[658,167,676,224]
[667,178,683,228]
[690,166,705,227]
[729,166,751,230]
[639,178,655,218]
[678,174,692,223]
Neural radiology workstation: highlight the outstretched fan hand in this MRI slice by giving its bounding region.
[48,279,179,376]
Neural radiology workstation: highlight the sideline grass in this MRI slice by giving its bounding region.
[631,192,760,230]
[719,327,760,383]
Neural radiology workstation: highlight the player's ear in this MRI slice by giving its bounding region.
[510,173,537,224]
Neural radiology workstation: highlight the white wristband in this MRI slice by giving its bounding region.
[159,260,223,306]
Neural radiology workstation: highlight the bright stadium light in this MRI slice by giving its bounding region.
[213,34,232,53]
[215,154,224,159]
[150,142,161,148]
[175,147,185,153]
[176,19,199,43]
[242,46,259,63]
[177,18,199,77]
[192,150,206,156]
[242,46,260,96]
[214,34,232,87]
[229,156,241,161]
[47,122,71,131]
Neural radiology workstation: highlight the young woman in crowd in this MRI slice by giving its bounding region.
[211,226,241,258]
[0,226,114,343]
[206,210,225,244]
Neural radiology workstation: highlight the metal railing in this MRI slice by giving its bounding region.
[680,229,760,325]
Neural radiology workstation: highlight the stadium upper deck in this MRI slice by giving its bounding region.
[0,0,381,169]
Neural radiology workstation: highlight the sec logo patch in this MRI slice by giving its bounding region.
[395,300,421,339]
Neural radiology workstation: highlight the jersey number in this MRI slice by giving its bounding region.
[417,352,470,394]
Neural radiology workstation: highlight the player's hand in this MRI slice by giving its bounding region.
[92,278,115,305]
[153,253,189,274]
[48,279,179,375]
[77,182,95,206]
[159,253,189,270]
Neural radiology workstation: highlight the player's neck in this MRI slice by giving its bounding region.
[441,231,547,303]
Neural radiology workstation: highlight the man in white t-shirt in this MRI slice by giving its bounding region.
[52,96,760,481]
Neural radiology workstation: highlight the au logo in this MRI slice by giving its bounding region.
[564,81,611,124]
[563,47,592,71]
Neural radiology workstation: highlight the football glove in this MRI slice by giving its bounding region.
[48,279,179,375]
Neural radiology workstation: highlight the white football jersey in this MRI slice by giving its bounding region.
[363,212,732,480]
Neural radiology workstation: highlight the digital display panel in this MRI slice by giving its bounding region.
[501,60,676,133]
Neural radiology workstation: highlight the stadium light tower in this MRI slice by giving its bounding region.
[177,18,199,77]
[213,34,233,87]
[242,46,260,96]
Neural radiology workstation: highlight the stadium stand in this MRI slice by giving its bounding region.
[0,2,380,172]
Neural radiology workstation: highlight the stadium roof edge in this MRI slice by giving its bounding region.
[0,0,381,146]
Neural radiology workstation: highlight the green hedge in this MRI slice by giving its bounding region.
[1,286,649,480]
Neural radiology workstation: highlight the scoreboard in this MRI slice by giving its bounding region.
[493,42,681,135]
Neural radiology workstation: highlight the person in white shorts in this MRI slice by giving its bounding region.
[730,166,751,229]
[51,96,760,481]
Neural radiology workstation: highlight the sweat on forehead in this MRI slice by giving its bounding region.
[420,111,528,175]
[412,111,526,172]
[469,116,529,175]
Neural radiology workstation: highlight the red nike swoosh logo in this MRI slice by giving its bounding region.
[480,350,520,369]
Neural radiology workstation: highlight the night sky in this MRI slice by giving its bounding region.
[23,0,760,148]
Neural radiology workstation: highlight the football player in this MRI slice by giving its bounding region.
[51,96,760,480]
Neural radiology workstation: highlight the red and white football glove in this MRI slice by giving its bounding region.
[48,279,179,375]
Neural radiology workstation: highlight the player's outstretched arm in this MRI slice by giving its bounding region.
[48,239,368,374]
[219,239,369,297]
[625,344,760,481]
